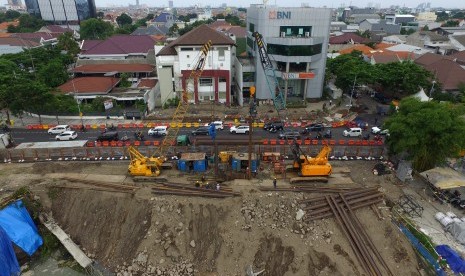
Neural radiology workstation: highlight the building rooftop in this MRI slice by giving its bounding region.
[72,64,154,74]
[339,44,375,55]
[80,35,158,55]
[57,77,120,95]
[329,33,370,44]
[137,78,157,88]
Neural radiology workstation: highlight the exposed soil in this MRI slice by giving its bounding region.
[0,161,424,275]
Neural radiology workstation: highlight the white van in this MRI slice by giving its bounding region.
[343,127,362,137]
[148,126,168,136]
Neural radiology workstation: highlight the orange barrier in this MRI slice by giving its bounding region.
[27,125,33,129]
[154,141,160,146]
[322,140,328,145]
[134,141,141,146]
[117,141,123,147]
[287,140,293,145]
[100,124,106,129]
[304,140,311,145]
[362,140,369,146]
[124,124,130,128]
[270,139,277,145]
[263,139,269,145]
[355,140,362,145]
[138,123,144,128]
[348,140,355,145]
[312,140,319,145]
[110,141,117,147]
[329,140,336,145]
[369,140,376,145]
[96,142,102,147]
[124,141,131,146]
[279,140,285,145]
[117,124,123,129]
[86,141,95,147]
[102,141,109,147]
[377,141,383,145]
[85,124,91,129]
[144,141,152,146]
[296,140,302,145]
[339,140,345,145]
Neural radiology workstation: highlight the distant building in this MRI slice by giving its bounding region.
[7,0,22,7]
[25,0,96,24]
[168,0,173,8]
[385,14,415,25]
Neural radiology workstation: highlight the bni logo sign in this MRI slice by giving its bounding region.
[269,11,291,19]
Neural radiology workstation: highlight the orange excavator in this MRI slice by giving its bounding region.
[289,143,332,184]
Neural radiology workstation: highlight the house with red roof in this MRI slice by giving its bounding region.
[155,24,236,105]
[415,52,465,92]
[78,35,158,64]
[328,33,371,53]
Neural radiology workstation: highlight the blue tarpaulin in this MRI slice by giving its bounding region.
[0,225,20,276]
[436,244,465,274]
[0,200,43,256]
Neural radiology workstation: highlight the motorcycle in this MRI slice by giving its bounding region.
[315,132,322,140]
[323,130,332,139]
[134,131,145,141]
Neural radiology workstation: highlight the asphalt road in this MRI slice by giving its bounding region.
[9,124,384,145]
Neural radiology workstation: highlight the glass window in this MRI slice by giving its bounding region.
[218,47,226,61]
[279,26,312,37]
[249,23,255,33]
[267,43,322,56]
[243,72,255,82]
[199,78,213,86]
[219,77,226,83]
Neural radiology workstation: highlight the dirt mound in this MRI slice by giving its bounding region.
[308,248,341,276]
[253,234,295,276]
[51,189,151,269]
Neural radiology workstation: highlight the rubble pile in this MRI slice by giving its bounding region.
[116,251,195,276]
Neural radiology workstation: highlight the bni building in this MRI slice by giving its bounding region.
[25,0,96,25]
[245,5,331,102]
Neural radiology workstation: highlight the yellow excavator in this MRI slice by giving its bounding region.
[128,40,212,177]
[289,142,332,184]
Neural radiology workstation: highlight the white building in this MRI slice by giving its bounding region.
[155,24,236,105]
[246,5,332,101]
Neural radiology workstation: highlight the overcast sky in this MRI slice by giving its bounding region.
[2,0,463,9]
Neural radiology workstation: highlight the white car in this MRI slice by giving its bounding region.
[148,126,168,136]
[48,125,71,134]
[230,125,250,134]
[205,121,224,130]
[56,131,77,141]
[371,126,390,136]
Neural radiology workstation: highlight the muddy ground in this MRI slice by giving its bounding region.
[0,160,425,276]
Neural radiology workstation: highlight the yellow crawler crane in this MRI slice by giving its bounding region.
[289,143,332,184]
[128,40,212,177]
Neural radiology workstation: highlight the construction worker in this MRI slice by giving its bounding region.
[273,177,277,189]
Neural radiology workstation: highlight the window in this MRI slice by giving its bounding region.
[187,55,190,58]
[243,72,255,82]
[247,37,255,50]
[219,77,226,83]
[180,47,194,51]
[279,26,312,37]
[199,78,213,86]
[218,47,227,61]
[249,23,255,33]
[267,43,322,56]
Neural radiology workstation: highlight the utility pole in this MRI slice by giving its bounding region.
[248,86,257,180]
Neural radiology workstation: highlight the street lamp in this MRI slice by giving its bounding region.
[347,75,357,112]
[429,80,436,101]
[71,79,84,126]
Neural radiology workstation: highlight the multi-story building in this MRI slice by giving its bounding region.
[25,0,96,24]
[245,4,331,102]
[155,24,236,105]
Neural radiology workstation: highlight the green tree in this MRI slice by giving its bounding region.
[80,18,114,40]
[116,13,133,27]
[119,73,131,87]
[384,98,465,171]
[168,23,179,35]
[56,32,80,56]
[178,19,213,36]
[4,10,21,21]
[442,20,459,27]
[9,14,45,33]
[97,11,104,18]
[146,13,154,20]
[37,59,69,87]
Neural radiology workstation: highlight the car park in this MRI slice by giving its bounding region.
[278,131,301,140]
[343,127,363,137]
[230,125,250,134]
[204,121,224,130]
[301,123,324,134]
[48,125,71,134]
[191,127,210,136]
[97,131,119,142]
[148,126,168,136]
[55,131,77,141]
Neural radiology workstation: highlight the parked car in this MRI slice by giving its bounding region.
[278,131,301,140]
[371,127,390,136]
[204,121,224,130]
[55,131,77,141]
[301,123,324,134]
[230,125,250,134]
[267,121,285,132]
[148,126,168,136]
[263,120,283,131]
[191,127,210,136]
[343,127,362,137]
[97,131,119,142]
[48,125,71,134]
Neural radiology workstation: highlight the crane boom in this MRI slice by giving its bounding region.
[252,31,286,112]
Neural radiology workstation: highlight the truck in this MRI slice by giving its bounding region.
[376,104,391,116]
[0,133,12,149]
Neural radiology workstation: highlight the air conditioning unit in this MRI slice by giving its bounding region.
[280,32,286,37]
[305,32,310,37]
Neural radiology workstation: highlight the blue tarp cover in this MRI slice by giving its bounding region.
[0,225,20,276]
[0,200,43,256]
[436,244,465,274]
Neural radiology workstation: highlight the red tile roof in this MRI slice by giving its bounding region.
[422,59,465,91]
[72,64,154,74]
[329,33,371,44]
[414,52,454,66]
[209,20,231,28]
[0,37,40,47]
[374,42,396,50]
[80,35,157,55]
[57,77,120,94]
[137,78,157,88]
[43,25,74,34]
[11,32,55,41]
[157,25,235,56]
[450,50,465,65]
[0,21,18,31]
[371,51,400,63]
[339,45,375,55]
